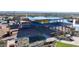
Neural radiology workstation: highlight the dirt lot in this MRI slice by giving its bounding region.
[0,28,9,37]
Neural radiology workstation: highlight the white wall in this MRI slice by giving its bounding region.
[7,40,15,47]
[73,19,76,26]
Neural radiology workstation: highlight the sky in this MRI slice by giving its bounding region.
[0,0,79,12]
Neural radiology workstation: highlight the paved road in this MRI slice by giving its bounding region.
[60,36,79,46]
[1,35,16,40]
[1,35,79,46]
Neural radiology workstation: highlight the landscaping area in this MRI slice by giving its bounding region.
[55,41,78,47]
[0,40,7,47]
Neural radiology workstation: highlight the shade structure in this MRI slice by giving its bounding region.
[16,21,72,42]
[16,28,57,43]
[29,35,46,43]
[28,17,62,21]
[16,28,46,43]
[43,22,72,27]
[31,22,44,26]
[17,22,71,38]
[17,28,41,38]
[31,21,71,27]
[17,28,56,38]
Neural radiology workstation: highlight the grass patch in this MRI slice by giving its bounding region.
[55,41,78,47]
[0,40,7,47]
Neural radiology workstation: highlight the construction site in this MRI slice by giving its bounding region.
[0,11,79,47]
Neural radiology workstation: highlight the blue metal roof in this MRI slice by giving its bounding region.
[43,22,71,27]
[31,21,71,27]
[28,17,62,21]
[17,28,41,39]
[31,22,44,26]
[63,19,72,24]
[17,26,56,39]
[16,21,72,40]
